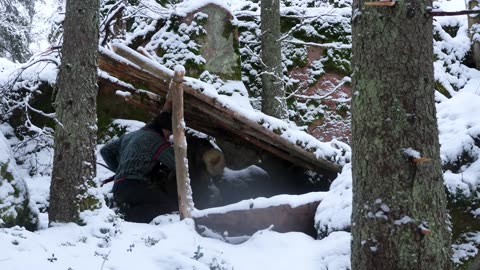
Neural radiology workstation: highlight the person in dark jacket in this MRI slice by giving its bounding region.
[100,111,178,223]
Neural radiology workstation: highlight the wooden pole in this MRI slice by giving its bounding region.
[98,46,343,173]
[170,66,193,219]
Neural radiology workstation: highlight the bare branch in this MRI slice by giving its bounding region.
[293,77,350,101]
[284,39,351,49]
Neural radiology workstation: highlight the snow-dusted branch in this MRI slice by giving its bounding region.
[100,2,126,46]
[278,8,337,42]
[285,80,309,100]
[292,77,350,101]
[284,39,351,49]
[0,54,60,139]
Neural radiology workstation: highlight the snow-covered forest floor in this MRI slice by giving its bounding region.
[1,0,480,269]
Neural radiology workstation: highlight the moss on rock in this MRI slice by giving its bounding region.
[0,161,37,231]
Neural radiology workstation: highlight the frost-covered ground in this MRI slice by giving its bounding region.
[0,207,350,270]
[1,0,480,269]
[0,127,352,270]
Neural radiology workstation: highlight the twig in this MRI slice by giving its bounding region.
[100,4,126,46]
[100,250,111,270]
[285,81,309,99]
[293,77,349,100]
[284,39,351,49]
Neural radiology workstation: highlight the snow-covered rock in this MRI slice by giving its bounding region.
[315,163,352,239]
[0,131,38,230]
[438,92,480,200]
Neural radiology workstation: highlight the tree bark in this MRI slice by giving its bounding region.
[260,0,287,119]
[351,1,452,269]
[49,0,99,224]
[468,0,480,69]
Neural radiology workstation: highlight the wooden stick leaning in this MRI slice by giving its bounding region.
[169,66,193,220]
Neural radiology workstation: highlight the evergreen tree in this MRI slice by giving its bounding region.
[49,0,99,224]
[0,0,35,62]
[351,0,452,269]
[260,0,287,119]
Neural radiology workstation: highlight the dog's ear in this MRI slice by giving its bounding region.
[202,148,225,176]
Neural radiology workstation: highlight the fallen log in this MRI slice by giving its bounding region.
[192,192,327,239]
[195,201,321,238]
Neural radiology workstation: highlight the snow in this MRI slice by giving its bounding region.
[174,64,186,73]
[194,190,327,217]
[0,0,479,268]
[452,232,480,265]
[402,147,421,159]
[111,119,146,131]
[433,0,474,97]
[115,90,132,97]
[30,0,62,53]
[0,216,351,270]
[0,58,16,72]
[0,131,38,228]
[394,216,414,226]
[438,92,480,197]
[314,164,352,239]
[176,0,232,16]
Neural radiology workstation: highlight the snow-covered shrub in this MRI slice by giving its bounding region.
[0,51,58,132]
[0,131,38,230]
[452,231,480,269]
[315,163,351,239]
[437,92,480,262]
[0,0,35,62]
[433,12,473,97]
[0,55,58,176]
[236,0,352,129]
[438,92,480,204]
[143,13,207,76]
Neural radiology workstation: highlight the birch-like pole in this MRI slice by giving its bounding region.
[170,65,193,219]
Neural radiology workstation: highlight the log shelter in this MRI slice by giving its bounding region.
[97,44,344,238]
[98,44,342,174]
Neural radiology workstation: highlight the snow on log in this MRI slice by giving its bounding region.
[192,192,327,238]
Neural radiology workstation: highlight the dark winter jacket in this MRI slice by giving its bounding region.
[100,127,175,184]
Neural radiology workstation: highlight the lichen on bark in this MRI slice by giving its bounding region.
[351,1,452,269]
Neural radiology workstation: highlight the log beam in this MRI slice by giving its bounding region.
[194,200,321,237]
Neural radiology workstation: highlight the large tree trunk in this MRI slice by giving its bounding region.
[260,0,287,119]
[351,1,452,269]
[49,0,99,224]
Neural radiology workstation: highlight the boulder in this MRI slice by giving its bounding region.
[182,3,241,80]
[0,131,37,230]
